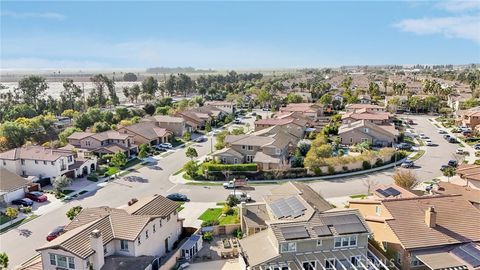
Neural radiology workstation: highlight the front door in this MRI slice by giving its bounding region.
[165,237,169,252]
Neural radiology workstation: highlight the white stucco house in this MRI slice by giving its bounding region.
[0,168,30,204]
[36,194,183,270]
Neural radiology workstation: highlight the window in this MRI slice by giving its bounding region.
[21,159,25,165]
[22,170,26,176]
[246,155,254,163]
[325,259,336,270]
[375,206,381,216]
[221,157,227,163]
[364,128,369,133]
[351,255,361,266]
[275,148,281,155]
[247,145,254,151]
[396,251,402,264]
[280,242,296,253]
[35,160,38,164]
[317,239,322,246]
[350,138,353,143]
[43,161,47,165]
[361,138,369,143]
[241,145,246,150]
[233,158,238,164]
[120,240,129,251]
[49,254,75,269]
[159,219,162,227]
[51,161,55,165]
[268,266,289,270]
[153,224,156,233]
[334,235,357,248]
[103,245,107,255]
[302,261,316,270]
[138,237,141,245]
[411,256,424,266]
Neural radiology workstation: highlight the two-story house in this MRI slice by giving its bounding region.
[117,121,173,146]
[349,194,480,270]
[204,100,236,114]
[67,130,138,157]
[457,106,480,130]
[37,194,183,270]
[239,182,375,270]
[0,145,97,180]
[279,103,324,121]
[345,104,386,113]
[338,120,398,147]
[255,116,308,139]
[141,115,186,137]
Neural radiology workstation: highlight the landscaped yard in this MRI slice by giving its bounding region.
[177,202,185,212]
[199,208,223,221]
[0,215,11,225]
[198,207,239,225]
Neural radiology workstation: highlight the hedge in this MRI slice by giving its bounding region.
[203,163,257,172]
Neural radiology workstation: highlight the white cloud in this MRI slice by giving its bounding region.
[1,10,65,20]
[436,0,480,12]
[394,15,480,43]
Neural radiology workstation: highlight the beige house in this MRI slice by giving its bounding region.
[0,168,30,204]
[118,121,173,146]
[142,115,186,137]
[67,130,138,157]
[338,120,398,146]
[455,164,480,190]
[345,103,386,113]
[279,103,323,121]
[342,109,392,125]
[37,194,182,270]
[239,182,378,270]
[254,117,307,139]
[349,194,480,270]
[204,100,236,114]
[433,181,480,209]
[457,106,480,129]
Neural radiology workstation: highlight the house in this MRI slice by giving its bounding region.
[0,168,30,204]
[37,194,183,270]
[239,182,376,270]
[117,122,173,146]
[358,94,372,104]
[433,181,480,209]
[279,103,324,120]
[254,117,307,139]
[175,106,228,132]
[0,145,97,180]
[67,130,138,158]
[349,194,480,269]
[345,103,386,113]
[457,106,480,129]
[338,120,398,146]
[455,164,480,190]
[211,129,298,170]
[204,100,236,114]
[142,115,186,137]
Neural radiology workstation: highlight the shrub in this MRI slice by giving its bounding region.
[393,169,418,189]
[203,231,214,242]
[20,206,32,214]
[342,166,349,172]
[66,206,83,220]
[362,160,372,170]
[227,195,239,207]
[201,220,220,227]
[203,163,257,172]
[183,160,199,178]
[328,166,335,174]
[222,204,234,215]
[233,228,243,239]
[374,158,383,167]
[87,173,98,181]
[313,167,323,176]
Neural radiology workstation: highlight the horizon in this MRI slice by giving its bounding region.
[2,1,480,70]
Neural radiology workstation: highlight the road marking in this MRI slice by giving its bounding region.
[165,184,178,193]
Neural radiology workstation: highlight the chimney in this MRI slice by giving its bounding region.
[239,202,246,234]
[425,206,436,228]
[89,229,105,269]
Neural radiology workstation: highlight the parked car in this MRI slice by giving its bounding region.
[160,143,173,149]
[443,134,451,140]
[46,226,65,241]
[229,191,251,202]
[397,143,413,150]
[26,191,47,202]
[401,160,414,168]
[166,193,189,201]
[448,137,458,143]
[233,118,242,124]
[407,119,415,125]
[474,144,480,150]
[440,165,450,171]
[250,112,257,116]
[437,130,447,134]
[154,145,167,152]
[212,129,221,136]
[420,135,429,140]
[456,148,466,155]
[194,136,207,143]
[11,198,34,207]
[448,160,458,167]
[425,139,434,146]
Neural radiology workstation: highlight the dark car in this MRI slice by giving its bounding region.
[443,134,451,140]
[448,137,458,143]
[46,226,65,242]
[26,191,48,202]
[448,160,458,167]
[166,193,188,202]
[11,198,34,207]
[397,143,412,151]
[475,144,480,150]
[401,160,414,168]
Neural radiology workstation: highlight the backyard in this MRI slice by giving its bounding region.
[199,207,239,226]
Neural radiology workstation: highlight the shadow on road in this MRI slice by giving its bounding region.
[18,229,32,237]
[123,176,149,183]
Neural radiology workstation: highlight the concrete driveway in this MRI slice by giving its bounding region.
[179,202,217,228]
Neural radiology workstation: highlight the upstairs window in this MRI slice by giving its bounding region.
[280,242,296,253]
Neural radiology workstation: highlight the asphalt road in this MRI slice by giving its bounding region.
[0,114,455,268]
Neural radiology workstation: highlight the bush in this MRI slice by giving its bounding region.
[203,231,214,242]
[66,206,83,220]
[313,167,323,176]
[201,220,220,227]
[183,160,199,178]
[227,195,239,207]
[362,160,372,170]
[375,158,383,167]
[203,163,257,172]
[87,173,98,181]
[233,228,243,239]
[222,204,234,215]
[327,166,335,174]
[20,206,32,214]
[342,166,349,172]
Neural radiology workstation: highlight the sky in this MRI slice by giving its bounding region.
[1,0,479,70]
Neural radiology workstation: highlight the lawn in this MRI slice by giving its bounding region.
[199,208,223,221]
[349,194,367,199]
[410,150,426,161]
[218,208,239,225]
[122,158,142,169]
[105,167,119,176]
[0,215,11,225]
[0,214,38,233]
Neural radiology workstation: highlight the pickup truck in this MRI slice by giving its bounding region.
[223,178,248,189]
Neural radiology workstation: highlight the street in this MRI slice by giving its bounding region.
[0,115,454,268]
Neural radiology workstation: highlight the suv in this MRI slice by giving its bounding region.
[443,134,451,140]
[26,191,47,202]
[448,137,458,143]
[397,143,413,151]
[448,160,458,167]
[401,160,414,168]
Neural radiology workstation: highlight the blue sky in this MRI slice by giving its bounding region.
[1,1,479,69]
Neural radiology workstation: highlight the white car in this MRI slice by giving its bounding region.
[437,130,447,134]
[425,139,434,146]
[212,129,221,135]
[456,148,466,155]
[160,143,172,149]
[420,135,429,140]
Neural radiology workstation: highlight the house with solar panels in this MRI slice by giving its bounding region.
[349,191,480,270]
[238,182,387,270]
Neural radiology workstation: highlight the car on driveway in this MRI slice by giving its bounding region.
[194,136,207,143]
[166,193,189,202]
[46,226,65,241]
[26,191,47,202]
[401,160,414,168]
[437,130,447,134]
[456,148,467,155]
[154,145,167,152]
[448,160,458,167]
[397,143,413,150]
[425,139,434,146]
[11,198,34,207]
[159,143,173,149]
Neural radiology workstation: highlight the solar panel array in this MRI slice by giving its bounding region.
[376,187,401,197]
[313,225,332,236]
[281,226,310,240]
[320,214,367,235]
[451,243,480,267]
[270,196,307,219]
[334,223,368,235]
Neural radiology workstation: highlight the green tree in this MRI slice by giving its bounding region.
[110,152,127,168]
[141,76,159,96]
[89,74,117,107]
[318,93,333,105]
[66,206,83,220]
[143,103,155,115]
[138,143,151,158]
[123,72,137,82]
[0,252,8,269]
[16,75,48,111]
[5,207,18,225]
[185,147,198,160]
[205,121,212,132]
[0,121,29,148]
[60,80,83,111]
[59,127,81,144]
[52,175,72,193]
[285,93,303,103]
[183,132,191,141]
[442,166,456,182]
[4,104,37,121]
[92,121,111,133]
[183,160,199,178]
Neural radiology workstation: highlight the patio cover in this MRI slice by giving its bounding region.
[182,234,201,250]
[416,253,468,270]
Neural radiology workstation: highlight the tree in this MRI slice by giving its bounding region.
[110,152,127,168]
[362,178,379,195]
[89,74,117,107]
[285,93,303,104]
[442,166,456,182]
[183,160,199,178]
[0,252,8,269]
[392,169,418,189]
[318,93,333,105]
[185,147,198,160]
[138,143,151,159]
[66,206,83,220]
[141,76,159,96]
[3,104,37,121]
[60,80,83,111]
[92,121,111,133]
[227,194,239,207]
[16,75,48,111]
[5,207,18,225]
[59,127,81,144]
[143,103,155,116]
[183,132,191,141]
[205,121,212,132]
[53,175,72,193]
[123,72,137,82]
[0,121,29,148]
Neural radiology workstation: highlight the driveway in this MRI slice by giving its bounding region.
[179,202,217,228]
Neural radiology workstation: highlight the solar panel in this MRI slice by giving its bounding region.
[334,223,367,235]
[313,225,332,236]
[281,226,310,240]
[385,187,401,197]
[375,188,390,197]
[270,196,307,218]
[322,214,361,226]
[451,243,480,267]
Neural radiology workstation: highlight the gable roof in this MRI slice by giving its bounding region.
[90,130,131,141]
[144,115,185,123]
[346,104,384,110]
[0,168,30,192]
[342,111,390,121]
[434,182,480,204]
[119,122,172,140]
[339,120,398,137]
[0,146,73,162]
[382,195,480,250]
[125,194,179,217]
[67,131,95,140]
[456,164,480,182]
